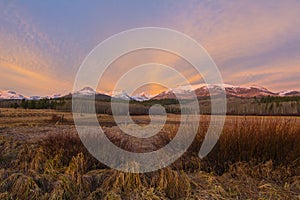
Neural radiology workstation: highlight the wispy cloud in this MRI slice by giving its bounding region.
[0,0,299,95]
[162,0,300,90]
[0,61,70,95]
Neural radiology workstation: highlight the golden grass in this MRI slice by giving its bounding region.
[0,108,299,199]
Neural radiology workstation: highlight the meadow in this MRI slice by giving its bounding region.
[0,108,299,199]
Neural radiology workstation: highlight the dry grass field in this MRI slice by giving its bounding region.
[0,108,299,199]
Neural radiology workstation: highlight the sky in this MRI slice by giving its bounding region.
[0,0,299,96]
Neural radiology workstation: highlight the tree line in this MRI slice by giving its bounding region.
[9,98,66,110]
[1,96,299,116]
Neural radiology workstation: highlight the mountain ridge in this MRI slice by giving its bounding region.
[1,84,300,101]
[152,84,300,100]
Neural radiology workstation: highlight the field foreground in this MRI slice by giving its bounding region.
[0,108,299,199]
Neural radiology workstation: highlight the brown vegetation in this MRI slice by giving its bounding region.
[0,108,299,199]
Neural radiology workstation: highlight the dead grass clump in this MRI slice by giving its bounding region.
[150,167,192,199]
[102,191,122,200]
[66,152,86,178]
[12,143,39,172]
[0,169,8,183]
[48,175,76,199]
[65,152,92,198]
[101,170,145,195]
[43,150,66,176]
[228,159,300,185]
[224,161,299,199]
[0,173,41,199]
[0,136,21,169]
[29,146,48,173]
[171,153,202,172]
[39,132,105,172]
[86,187,105,200]
[9,132,103,179]
[105,126,173,153]
[32,173,54,195]
[85,167,191,199]
[198,117,300,174]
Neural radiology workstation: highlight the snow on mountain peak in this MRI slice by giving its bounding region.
[151,83,296,99]
[0,90,25,100]
[74,87,97,96]
[248,85,269,92]
[80,87,95,92]
[1,84,299,101]
[110,90,132,100]
[278,90,300,96]
[131,92,152,102]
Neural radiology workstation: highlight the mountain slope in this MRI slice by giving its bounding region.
[278,90,300,97]
[152,84,300,100]
[131,92,151,102]
[110,91,133,101]
[0,91,26,100]
[65,87,111,100]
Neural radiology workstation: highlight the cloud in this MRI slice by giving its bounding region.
[162,0,300,90]
[0,0,299,95]
[0,61,71,95]
[0,2,81,95]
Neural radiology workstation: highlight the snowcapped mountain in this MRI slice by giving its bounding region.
[278,90,300,97]
[27,94,62,100]
[71,88,133,101]
[131,92,151,102]
[0,91,64,100]
[110,91,133,101]
[107,91,153,101]
[0,90,26,100]
[73,87,97,96]
[1,85,299,101]
[28,96,42,100]
[68,87,111,100]
[47,94,63,99]
[152,84,300,100]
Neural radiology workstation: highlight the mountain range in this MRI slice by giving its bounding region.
[1,84,300,101]
[152,84,300,99]
[0,90,63,100]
